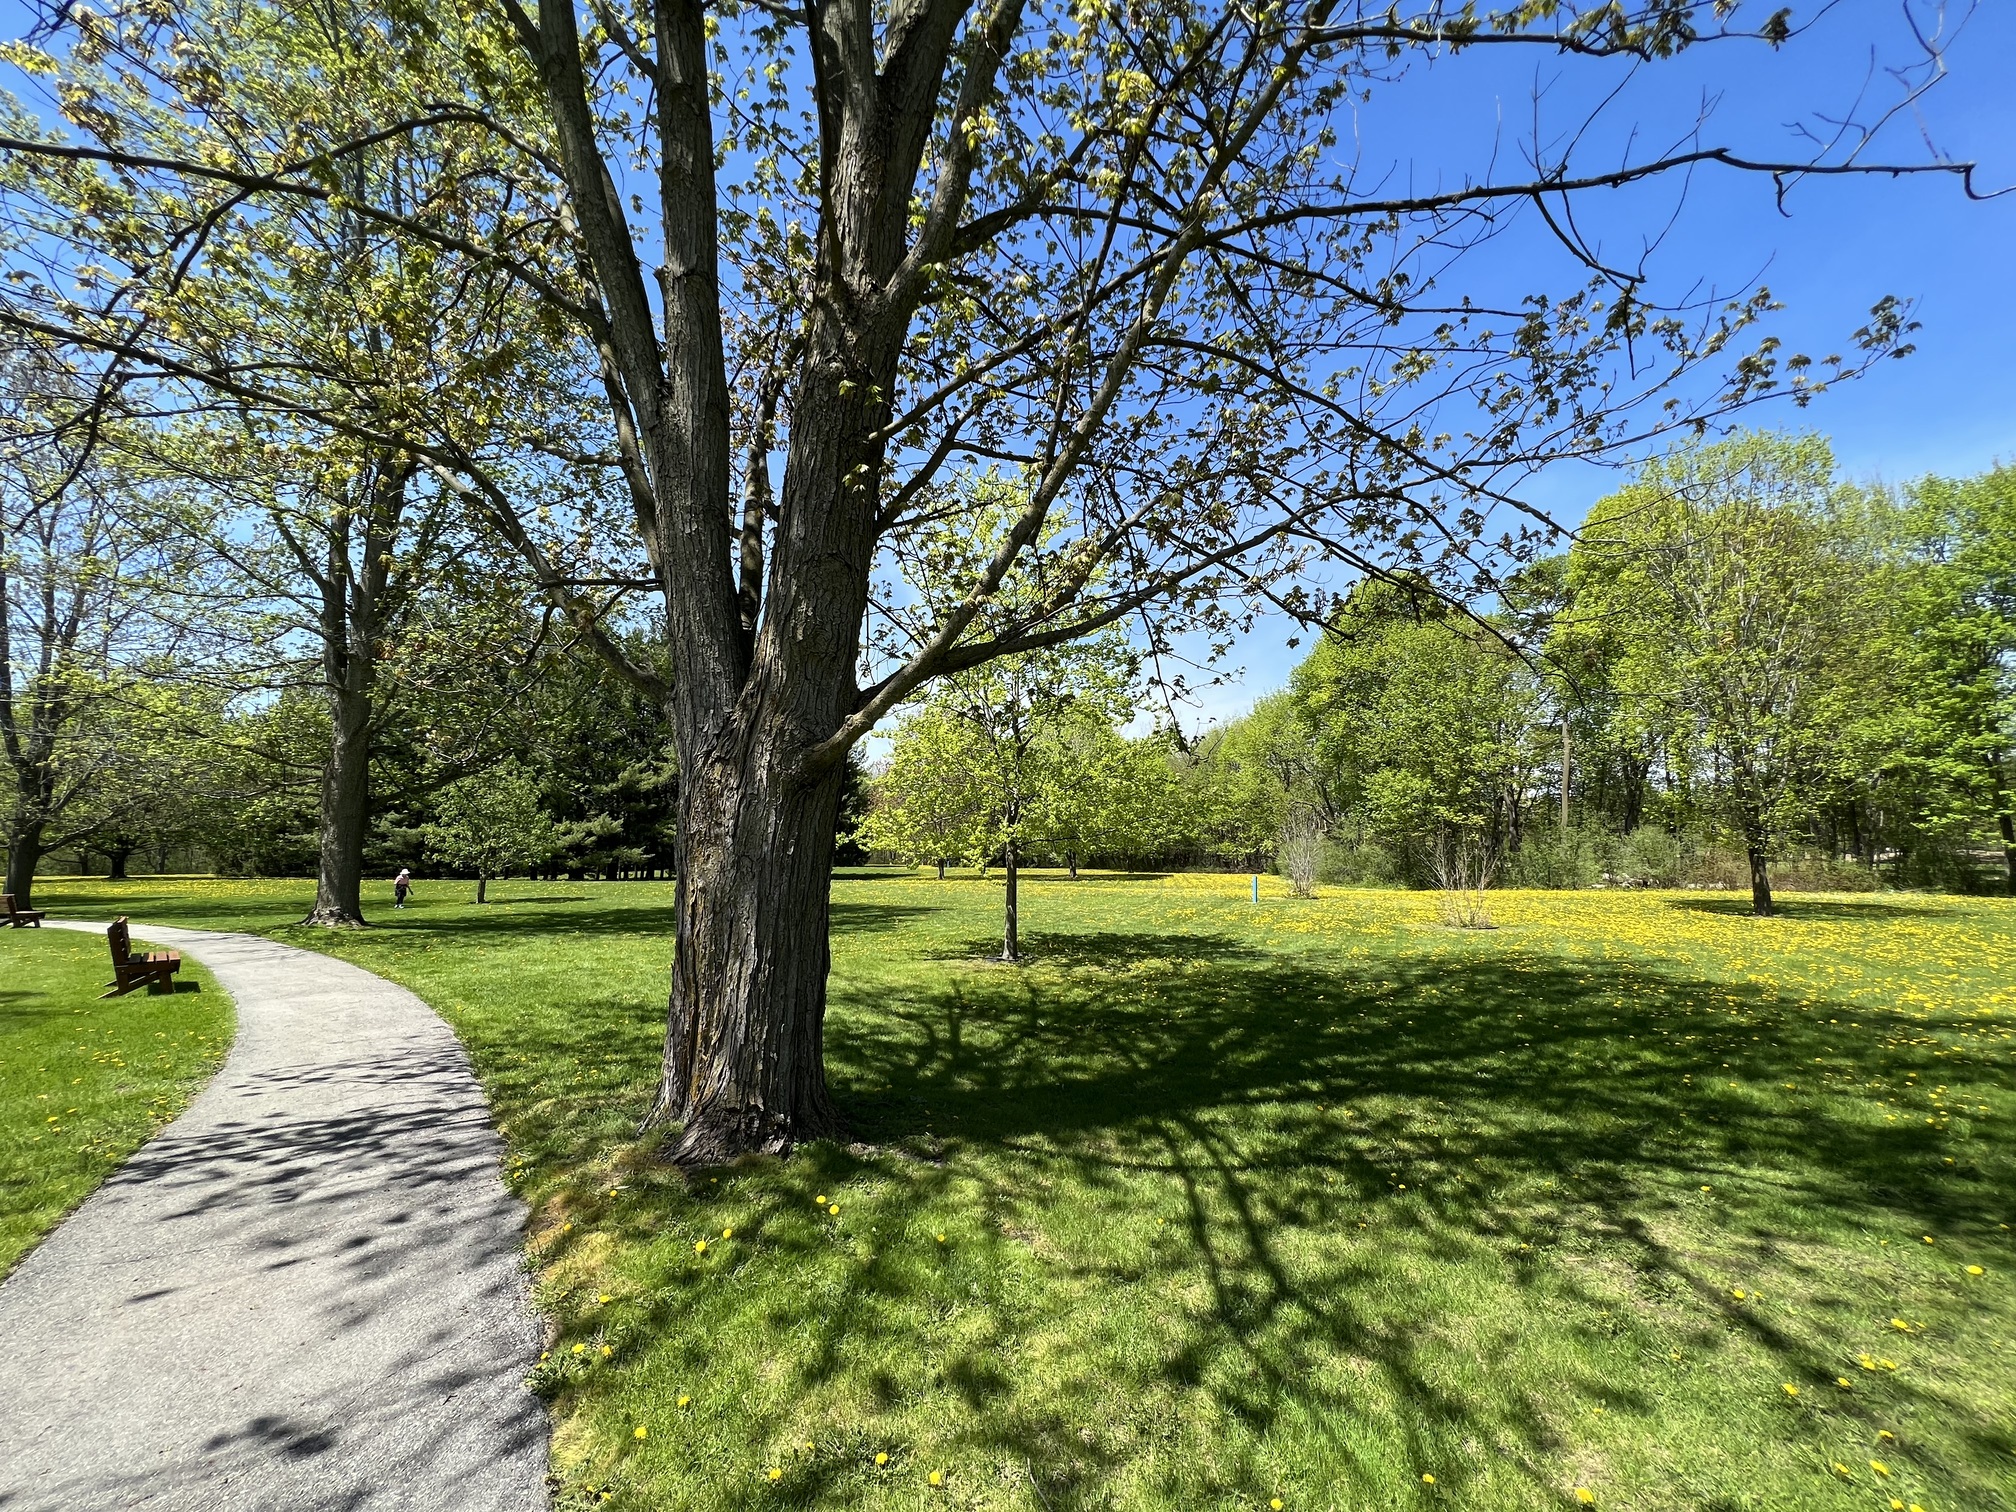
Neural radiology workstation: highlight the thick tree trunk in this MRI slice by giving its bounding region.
[4,817,44,909]
[645,751,846,1165]
[1068,853,1078,880]
[1747,846,1774,917]
[1001,835,1020,963]
[303,688,371,926]
[106,845,131,881]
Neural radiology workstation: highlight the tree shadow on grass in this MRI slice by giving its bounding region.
[782,927,2015,1509]
[1663,896,1963,922]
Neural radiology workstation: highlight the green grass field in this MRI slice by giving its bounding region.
[25,872,2016,1511]
[0,924,230,1276]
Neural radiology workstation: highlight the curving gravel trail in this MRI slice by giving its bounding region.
[0,922,548,1512]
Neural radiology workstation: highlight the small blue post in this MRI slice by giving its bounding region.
[1251,874,1259,904]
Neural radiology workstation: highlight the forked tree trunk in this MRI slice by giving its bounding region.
[303,689,371,926]
[645,750,847,1165]
[1747,845,1774,917]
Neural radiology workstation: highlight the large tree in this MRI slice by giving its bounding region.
[0,346,198,904]
[1563,431,1868,915]
[0,0,1982,1158]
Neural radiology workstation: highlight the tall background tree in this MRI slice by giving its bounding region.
[0,346,198,905]
[1563,433,1868,915]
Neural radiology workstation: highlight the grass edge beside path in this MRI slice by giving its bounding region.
[0,923,233,1277]
[22,874,2016,1512]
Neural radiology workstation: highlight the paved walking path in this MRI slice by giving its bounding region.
[0,923,548,1511]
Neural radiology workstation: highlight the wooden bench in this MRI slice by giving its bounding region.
[102,917,181,997]
[2,893,45,928]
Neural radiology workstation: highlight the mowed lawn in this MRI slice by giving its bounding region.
[29,872,2016,1512]
[0,925,230,1275]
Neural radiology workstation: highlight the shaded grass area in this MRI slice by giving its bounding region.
[0,925,230,1276]
[32,873,2016,1511]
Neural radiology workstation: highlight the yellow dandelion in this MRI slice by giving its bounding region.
[601,1345,612,1358]
[929,1470,943,1487]
[875,1452,889,1467]
[722,1227,733,1239]
[1576,1491,1596,1505]
[1878,1430,1895,1442]
[1422,1473,1436,1484]
[695,1240,708,1255]
[830,1204,841,1216]
[1272,1501,1284,1510]
[1782,1383,1799,1397]
[572,1343,586,1354]
[936,1233,946,1243]
[1966,1264,1985,1276]
[598,1294,612,1303]
[1836,1377,1851,1388]
[1871,1461,1890,1476]
[1890,1318,1911,1331]
[678,1395,691,1408]
[816,1194,827,1204]
[1891,1500,1905,1510]
[1922,1236,1934,1244]
[1832,1463,1854,1479]
[634,1426,648,1440]
[1732,1289,1746,1300]
[769,1467,782,1481]
[805,1441,814,1452]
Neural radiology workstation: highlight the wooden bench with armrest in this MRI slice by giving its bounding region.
[3,893,45,928]
[103,917,181,997]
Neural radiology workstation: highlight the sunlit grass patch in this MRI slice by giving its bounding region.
[34,872,2016,1510]
[0,925,230,1275]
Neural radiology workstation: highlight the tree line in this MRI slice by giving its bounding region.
[862,433,2016,919]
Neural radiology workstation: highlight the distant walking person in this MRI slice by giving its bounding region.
[393,868,413,909]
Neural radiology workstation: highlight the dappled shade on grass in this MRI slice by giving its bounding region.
[34,873,2016,1510]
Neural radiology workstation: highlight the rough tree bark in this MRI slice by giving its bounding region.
[1001,831,1021,963]
[1746,843,1774,917]
[3,813,44,907]
[305,682,373,925]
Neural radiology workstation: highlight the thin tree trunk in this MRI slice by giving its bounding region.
[1001,834,1020,963]
[936,857,946,880]
[1747,845,1774,917]
[477,875,488,904]
[644,751,846,1165]
[2000,810,2015,898]
[1068,852,1078,880]
[303,685,371,926]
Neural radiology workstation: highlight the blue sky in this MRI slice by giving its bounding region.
[1180,0,2016,732]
